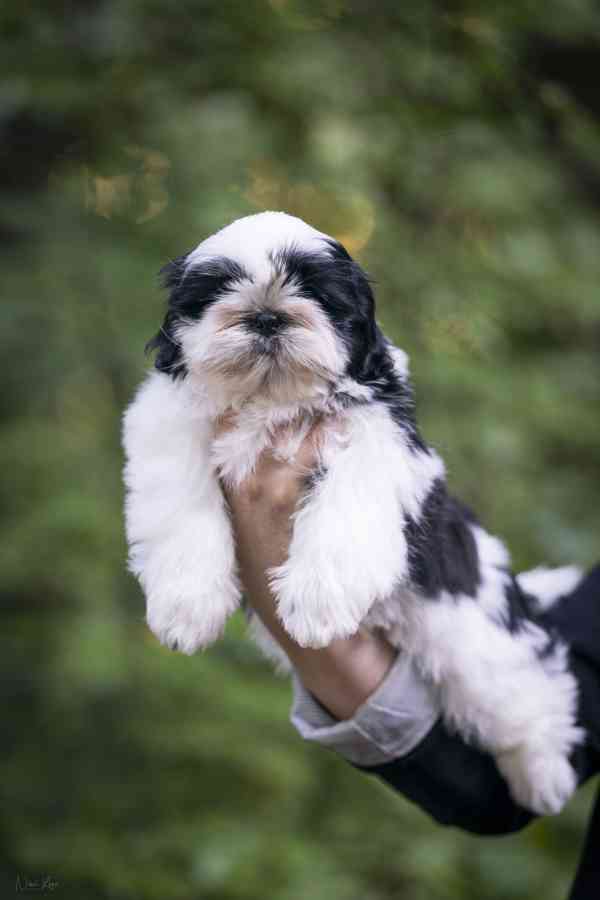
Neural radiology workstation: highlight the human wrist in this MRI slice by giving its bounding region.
[285,629,397,721]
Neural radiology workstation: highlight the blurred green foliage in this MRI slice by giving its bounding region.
[2,1,599,898]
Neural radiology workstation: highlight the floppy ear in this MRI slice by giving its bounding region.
[346,264,381,381]
[330,243,384,383]
[326,242,411,394]
[145,255,189,378]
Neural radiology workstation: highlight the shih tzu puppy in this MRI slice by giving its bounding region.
[123,211,583,815]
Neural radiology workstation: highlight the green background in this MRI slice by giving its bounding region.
[2,2,599,897]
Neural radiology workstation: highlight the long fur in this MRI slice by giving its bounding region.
[123,210,584,815]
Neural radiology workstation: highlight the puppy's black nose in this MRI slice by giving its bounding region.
[251,310,283,336]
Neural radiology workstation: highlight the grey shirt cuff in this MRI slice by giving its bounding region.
[290,653,440,767]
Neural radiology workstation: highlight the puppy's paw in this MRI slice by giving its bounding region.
[270,565,363,648]
[146,581,239,655]
[277,600,359,649]
[148,602,219,654]
[496,745,577,815]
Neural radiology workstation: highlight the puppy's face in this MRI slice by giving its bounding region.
[148,212,379,407]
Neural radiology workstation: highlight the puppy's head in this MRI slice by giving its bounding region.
[148,211,382,405]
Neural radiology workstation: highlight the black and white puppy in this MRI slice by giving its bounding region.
[123,211,583,815]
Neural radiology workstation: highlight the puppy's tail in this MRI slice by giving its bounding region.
[516,565,584,612]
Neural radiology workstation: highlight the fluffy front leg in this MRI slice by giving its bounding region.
[406,584,582,815]
[123,373,240,653]
[270,404,443,648]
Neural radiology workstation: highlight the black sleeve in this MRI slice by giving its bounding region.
[356,718,535,835]
[355,565,600,838]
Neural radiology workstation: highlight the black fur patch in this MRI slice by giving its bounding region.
[504,577,561,660]
[366,351,428,453]
[272,239,378,378]
[146,255,252,378]
[300,464,327,497]
[274,239,427,451]
[405,479,481,598]
[503,577,538,632]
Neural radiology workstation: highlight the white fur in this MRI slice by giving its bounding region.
[270,404,444,647]
[363,518,583,814]
[178,288,347,418]
[517,565,583,611]
[247,613,292,675]
[469,524,512,619]
[124,211,584,816]
[384,547,583,814]
[406,590,581,814]
[186,211,328,279]
[123,372,240,653]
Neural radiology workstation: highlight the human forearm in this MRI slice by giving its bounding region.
[228,479,396,720]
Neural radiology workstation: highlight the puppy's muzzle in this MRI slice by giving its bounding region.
[249,310,287,336]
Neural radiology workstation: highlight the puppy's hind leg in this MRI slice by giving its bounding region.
[407,587,582,815]
[494,634,583,815]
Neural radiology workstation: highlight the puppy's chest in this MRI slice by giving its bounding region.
[210,401,332,486]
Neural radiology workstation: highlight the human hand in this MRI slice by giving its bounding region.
[215,415,396,719]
